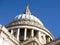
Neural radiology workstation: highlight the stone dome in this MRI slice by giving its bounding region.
[13,14,43,26]
[6,5,54,44]
[6,5,44,28]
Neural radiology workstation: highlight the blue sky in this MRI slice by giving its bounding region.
[0,0,60,39]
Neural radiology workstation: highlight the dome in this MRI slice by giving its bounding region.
[14,14,43,26]
[6,5,54,44]
[6,5,44,28]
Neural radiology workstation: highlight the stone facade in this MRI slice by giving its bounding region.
[0,25,19,45]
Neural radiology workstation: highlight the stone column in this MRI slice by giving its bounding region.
[31,29,34,38]
[17,28,20,40]
[38,31,41,42]
[11,30,13,35]
[24,28,27,40]
[46,36,51,43]
[44,35,46,44]
[48,37,50,42]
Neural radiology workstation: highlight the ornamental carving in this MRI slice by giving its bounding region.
[7,20,43,28]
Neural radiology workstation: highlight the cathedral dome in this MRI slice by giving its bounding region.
[6,5,44,28]
[13,14,43,26]
[6,5,54,44]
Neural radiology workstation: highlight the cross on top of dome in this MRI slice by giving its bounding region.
[24,5,31,15]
